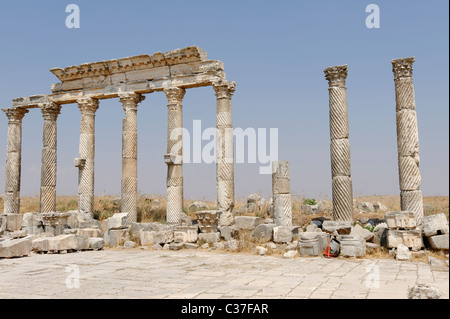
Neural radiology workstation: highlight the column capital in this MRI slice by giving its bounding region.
[77,97,99,115]
[39,101,61,120]
[163,87,186,106]
[212,79,236,99]
[2,107,29,123]
[119,92,145,110]
[324,65,348,87]
[392,57,415,80]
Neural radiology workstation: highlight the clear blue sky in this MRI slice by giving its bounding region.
[0,0,448,201]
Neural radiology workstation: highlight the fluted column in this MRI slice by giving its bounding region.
[164,87,185,226]
[392,57,423,226]
[2,107,28,214]
[324,65,354,222]
[74,97,99,217]
[213,79,236,226]
[119,92,145,224]
[39,101,61,213]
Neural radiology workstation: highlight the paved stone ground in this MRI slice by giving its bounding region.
[0,249,448,299]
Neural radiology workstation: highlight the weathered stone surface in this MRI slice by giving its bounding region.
[385,211,417,229]
[339,235,366,257]
[76,235,89,250]
[428,256,449,271]
[169,242,184,250]
[195,210,218,233]
[224,239,239,251]
[219,225,238,241]
[301,201,326,215]
[234,216,262,230]
[217,210,234,227]
[395,244,412,260]
[350,224,374,242]
[139,231,155,246]
[3,214,23,232]
[183,243,199,249]
[198,232,220,244]
[109,229,129,248]
[298,232,329,257]
[252,224,275,243]
[283,250,298,259]
[152,229,174,245]
[77,228,102,238]
[173,226,198,243]
[0,238,31,258]
[408,284,442,299]
[188,201,209,212]
[56,234,78,251]
[255,246,268,256]
[273,226,293,244]
[422,213,449,237]
[88,237,104,250]
[322,220,352,235]
[123,241,136,249]
[387,229,423,250]
[107,213,128,230]
[428,234,449,250]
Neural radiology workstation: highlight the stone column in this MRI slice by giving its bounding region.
[272,160,292,226]
[119,92,145,225]
[324,65,354,222]
[2,107,28,214]
[164,87,185,226]
[74,97,99,217]
[39,101,61,213]
[392,57,423,225]
[212,80,236,226]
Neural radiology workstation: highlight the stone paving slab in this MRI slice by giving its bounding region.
[0,249,448,299]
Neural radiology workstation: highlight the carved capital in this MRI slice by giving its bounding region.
[164,87,186,106]
[2,107,29,123]
[77,97,99,115]
[212,80,236,99]
[324,65,348,87]
[392,57,415,80]
[119,92,145,110]
[39,101,61,120]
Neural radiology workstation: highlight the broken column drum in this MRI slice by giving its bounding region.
[392,57,423,226]
[324,65,354,222]
[272,160,292,226]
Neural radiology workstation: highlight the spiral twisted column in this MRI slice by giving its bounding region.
[39,101,61,213]
[164,87,185,226]
[324,65,354,222]
[119,92,145,225]
[213,80,236,226]
[392,57,423,225]
[2,107,28,214]
[75,97,99,217]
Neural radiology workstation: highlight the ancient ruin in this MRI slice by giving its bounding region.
[2,46,236,226]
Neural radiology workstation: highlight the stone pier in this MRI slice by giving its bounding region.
[392,57,423,226]
[119,92,145,225]
[39,102,61,214]
[74,97,99,217]
[2,107,28,214]
[272,160,292,226]
[213,79,236,226]
[324,65,354,222]
[164,87,186,226]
